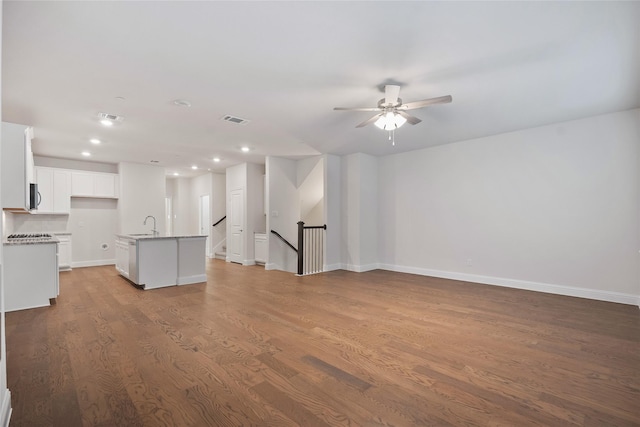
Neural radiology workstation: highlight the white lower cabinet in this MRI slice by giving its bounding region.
[115,235,207,289]
[4,242,59,312]
[57,235,72,270]
[115,236,131,278]
[255,233,267,264]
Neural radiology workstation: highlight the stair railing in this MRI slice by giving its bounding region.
[297,222,327,275]
[270,230,298,253]
[212,216,226,227]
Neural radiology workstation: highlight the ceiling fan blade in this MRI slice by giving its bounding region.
[396,110,422,125]
[334,107,382,112]
[356,113,383,128]
[400,95,452,110]
[384,85,401,106]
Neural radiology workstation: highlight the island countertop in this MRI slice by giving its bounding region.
[115,233,207,241]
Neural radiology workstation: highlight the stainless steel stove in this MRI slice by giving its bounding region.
[7,233,54,242]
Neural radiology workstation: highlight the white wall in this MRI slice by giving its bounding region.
[378,109,640,305]
[68,198,117,267]
[298,157,324,224]
[324,154,342,271]
[167,173,226,255]
[117,162,165,235]
[189,173,212,234]
[341,153,378,272]
[168,177,191,235]
[266,157,299,272]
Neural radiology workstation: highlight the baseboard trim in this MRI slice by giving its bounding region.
[323,263,342,272]
[0,389,11,427]
[342,263,379,273]
[177,274,207,285]
[71,259,116,268]
[378,263,639,306]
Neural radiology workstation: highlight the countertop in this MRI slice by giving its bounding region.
[115,233,207,241]
[3,236,60,246]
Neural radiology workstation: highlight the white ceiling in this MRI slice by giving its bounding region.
[3,1,639,177]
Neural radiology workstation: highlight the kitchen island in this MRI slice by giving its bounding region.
[3,235,59,312]
[115,234,207,289]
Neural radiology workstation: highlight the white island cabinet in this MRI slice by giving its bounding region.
[115,234,207,289]
[4,240,59,312]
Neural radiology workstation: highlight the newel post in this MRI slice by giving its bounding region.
[297,221,305,275]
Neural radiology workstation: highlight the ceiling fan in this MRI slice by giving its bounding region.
[334,84,452,130]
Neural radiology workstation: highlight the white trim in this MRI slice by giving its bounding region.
[323,263,342,272]
[243,259,256,266]
[265,262,278,271]
[342,263,379,273]
[379,263,640,306]
[0,389,11,427]
[71,259,115,268]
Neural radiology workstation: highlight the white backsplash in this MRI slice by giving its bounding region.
[7,213,69,234]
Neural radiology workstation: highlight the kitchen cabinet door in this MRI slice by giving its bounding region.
[1,122,34,211]
[71,172,94,196]
[115,239,130,277]
[71,171,118,198]
[57,235,72,270]
[34,167,71,214]
[93,173,117,198]
[35,167,54,213]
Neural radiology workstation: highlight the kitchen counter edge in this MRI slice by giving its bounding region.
[115,234,207,241]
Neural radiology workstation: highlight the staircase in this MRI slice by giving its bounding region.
[214,245,226,260]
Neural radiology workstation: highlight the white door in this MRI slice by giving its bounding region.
[228,189,244,264]
[199,195,211,257]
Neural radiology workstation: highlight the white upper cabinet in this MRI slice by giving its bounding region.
[71,171,118,198]
[34,167,71,214]
[1,122,35,211]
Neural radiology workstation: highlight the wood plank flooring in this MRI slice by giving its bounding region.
[5,260,640,426]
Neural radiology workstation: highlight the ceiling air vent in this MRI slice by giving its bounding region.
[99,112,125,123]
[221,115,249,125]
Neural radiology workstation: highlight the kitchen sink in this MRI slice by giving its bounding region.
[129,233,153,236]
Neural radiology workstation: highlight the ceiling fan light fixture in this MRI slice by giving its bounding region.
[374,111,406,130]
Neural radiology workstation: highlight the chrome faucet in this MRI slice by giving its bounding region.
[143,215,158,236]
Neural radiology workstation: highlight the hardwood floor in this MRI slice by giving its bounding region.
[5,260,640,426]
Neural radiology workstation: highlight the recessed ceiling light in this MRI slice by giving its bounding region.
[173,172,179,176]
[100,119,113,127]
[81,151,91,157]
[90,138,101,144]
[213,157,221,162]
[191,165,198,170]
[150,160,159,163]
[172,99,191,107]
[241,146,250,153]
[115,96,125,101]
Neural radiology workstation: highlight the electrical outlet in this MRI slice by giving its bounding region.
[466,258,472,266]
